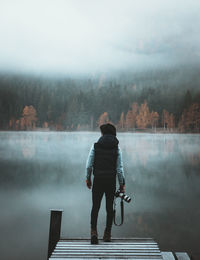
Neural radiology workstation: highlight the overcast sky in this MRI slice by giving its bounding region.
[0,0,200,75]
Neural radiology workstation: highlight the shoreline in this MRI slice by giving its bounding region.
[0,129,200,134]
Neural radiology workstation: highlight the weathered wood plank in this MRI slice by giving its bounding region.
[56,244,159,248]
[56,246,160,250]
[56,244,159,246]
[58,239,157,245]
[59,238,156,241]
[51,255,162,258]
[55,248,160,252]
[53,250,161,254]
[50,256,162,260]
[58,241,157,244]
[54,247,161,251]
[175,252,191,260]
[52,255,161,258]
[162,252,175,260]
[51,255,161,258]
[47,210,63,260]
[53,252,161,256]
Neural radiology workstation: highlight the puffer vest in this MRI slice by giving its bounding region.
[93,134,118,179]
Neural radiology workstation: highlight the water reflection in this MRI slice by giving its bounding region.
[120,134,200,171]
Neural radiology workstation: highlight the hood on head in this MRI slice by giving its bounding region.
[97,134,119,149]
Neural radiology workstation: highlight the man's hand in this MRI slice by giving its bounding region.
[86,179,92,189]
[120,185,125,193]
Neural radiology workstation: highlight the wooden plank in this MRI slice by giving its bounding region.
[59,238,156,243]
[54,247,160,250]
[59,239,156,242]
[56,244,159,247]
[52,252,161,256]
[58,238,156,241]
[49,256,162,260]
[58,241,157,244]
[56,246,160,250]
[162,252,175,260]
[51,255,162,259]
[58,240,157,243]
[51,256,161,258]
[175,252,191,260]
[53,250,161,254]
[59,240,155,242]
[57,239,157,245]
[56,243,159,246]
[52,255,161,258]
[56,258,160,259]
[54,246,160,252]
[53,253,161,255]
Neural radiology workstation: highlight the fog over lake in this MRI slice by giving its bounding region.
[1,0,200,75]
[0,131,200,259]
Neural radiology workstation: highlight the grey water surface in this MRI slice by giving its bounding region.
[0,131,200,260]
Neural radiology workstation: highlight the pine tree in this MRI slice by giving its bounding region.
[178,103,200,132]
[183,90,192,110]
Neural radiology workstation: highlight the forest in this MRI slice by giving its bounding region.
[0,66,200,133]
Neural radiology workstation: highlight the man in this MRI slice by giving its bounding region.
[85,123,125,244]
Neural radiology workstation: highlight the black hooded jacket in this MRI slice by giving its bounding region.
[93,134,119,179]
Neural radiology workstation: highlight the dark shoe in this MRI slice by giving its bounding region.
[103,229,111,242]
[91,228,98,244]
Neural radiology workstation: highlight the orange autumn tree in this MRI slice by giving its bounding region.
[125,102,138,130]
[178,103,200,132]
[149,111,159,129]
[168,114,175,130]
[136,101,151,129]
[125,110,134,130]
[97,112,109,127]
[21,105,37,130]
[162,109,175,131]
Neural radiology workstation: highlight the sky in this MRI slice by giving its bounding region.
[0,0,200,75]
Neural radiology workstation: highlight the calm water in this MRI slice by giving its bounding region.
[0,131,200,259]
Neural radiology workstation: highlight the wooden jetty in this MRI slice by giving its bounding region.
[47,210,192,260]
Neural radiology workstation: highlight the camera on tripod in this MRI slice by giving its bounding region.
[115,189,131,203]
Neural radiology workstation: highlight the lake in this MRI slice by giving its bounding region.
[0,131,200,259]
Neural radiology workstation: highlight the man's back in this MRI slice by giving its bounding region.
[93,134,118,179]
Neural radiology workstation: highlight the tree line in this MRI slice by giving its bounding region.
[0,71,200,132]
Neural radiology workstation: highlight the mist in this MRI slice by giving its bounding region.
[0,0,200,75]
